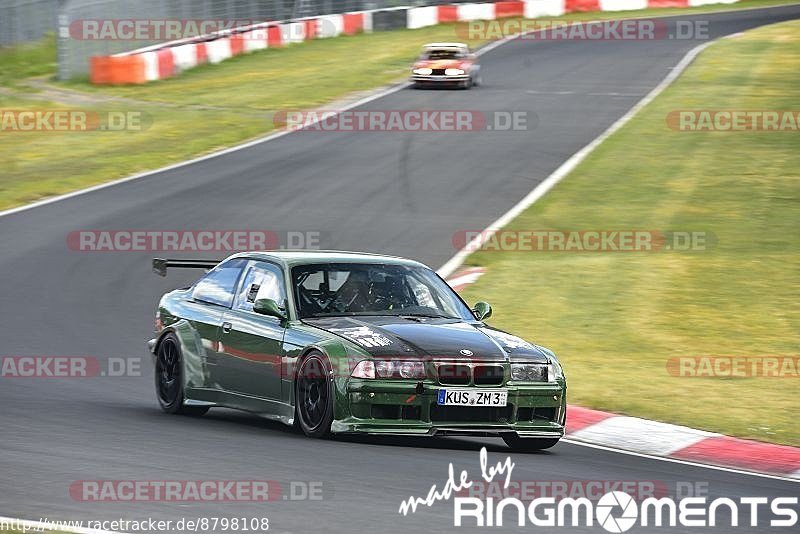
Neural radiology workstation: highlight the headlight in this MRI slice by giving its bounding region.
[351,360,425,379]
[511,363,549,382]
[413,68,432,75]
[445,68,465,76]
[351,360,375,379]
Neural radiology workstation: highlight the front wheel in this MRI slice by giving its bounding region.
[295,352,334,438]
[154,334,208,416]
[502,435,560,451]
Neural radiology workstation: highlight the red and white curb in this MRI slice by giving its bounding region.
[567,406,800,479]
[445,266,486,292]
[446,271,800,479]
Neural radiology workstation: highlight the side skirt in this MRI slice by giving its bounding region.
[187,387,295,426]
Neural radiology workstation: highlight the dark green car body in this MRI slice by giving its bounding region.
[149,251,567,445]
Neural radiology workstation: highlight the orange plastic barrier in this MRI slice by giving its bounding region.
[647,0,689,6]
[343,13,364,35]
[494,1,525,17]
[565,0,601,12]
[437,5,459,22]
[267,25,282,47]
[229,34,245,56]
[91,54,146,85]
[304,19,318,40]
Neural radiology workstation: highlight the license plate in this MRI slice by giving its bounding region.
[437,389,508,407]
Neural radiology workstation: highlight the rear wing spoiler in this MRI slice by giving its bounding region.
[152,258,220,277]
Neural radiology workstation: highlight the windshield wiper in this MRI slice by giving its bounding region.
[303,312,460,320]
[397,313,459,320]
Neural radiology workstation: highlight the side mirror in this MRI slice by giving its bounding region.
[472,301,492,321]
[253,298,286,321]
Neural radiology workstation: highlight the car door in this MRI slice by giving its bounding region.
[218,260,286,400]
[186,258,248,392]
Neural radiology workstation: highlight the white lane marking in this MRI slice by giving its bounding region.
[437,39,712,278]
[1,3,787,220]
[568,416,720,456]
[562,439,800,483]
[792,469,800,479]
[0,81,414,220]
[0,516,130,534]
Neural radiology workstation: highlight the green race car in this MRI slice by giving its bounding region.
[149,251,567,450]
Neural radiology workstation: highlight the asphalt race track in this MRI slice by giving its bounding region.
[1,5,799,533]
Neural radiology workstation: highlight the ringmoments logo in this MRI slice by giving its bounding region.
[398,448,799,530]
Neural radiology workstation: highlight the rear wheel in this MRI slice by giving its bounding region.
[295,352,334,438]
[155,334,209,416]
[502,435,560,451]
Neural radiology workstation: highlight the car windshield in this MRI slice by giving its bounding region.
[292,263,473,320]
[423,49,465,60]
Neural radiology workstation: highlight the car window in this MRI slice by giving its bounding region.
[424,49,465,60]
[191,259,247,308]
[292,263,473,320]
[234,262,287,312]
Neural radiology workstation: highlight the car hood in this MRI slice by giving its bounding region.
[302,316,549,363]
[414,59,468,70]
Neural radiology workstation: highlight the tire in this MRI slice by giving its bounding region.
[154,333,209,416]
[295,352,334,438]
[502,435,560,451]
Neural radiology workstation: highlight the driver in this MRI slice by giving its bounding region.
[368,274,413,311]
[330,270,371,313]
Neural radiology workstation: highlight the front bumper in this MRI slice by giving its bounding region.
[333,379,566,437]
[411,74,471,84]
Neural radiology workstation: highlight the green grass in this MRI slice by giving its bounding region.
[0,33,57,87]
[0,0,799,210]
[459,19,800,446]
[0,94,270,208]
